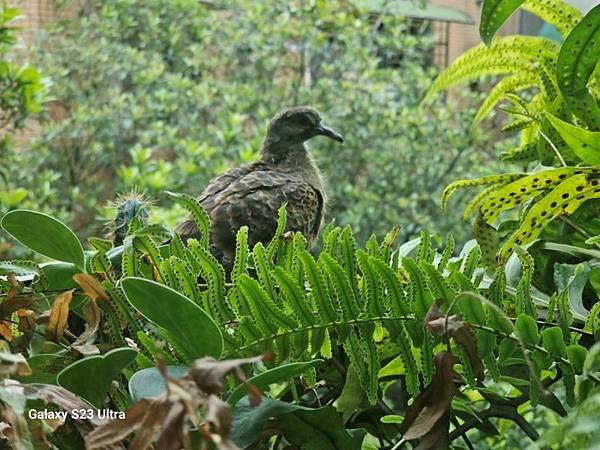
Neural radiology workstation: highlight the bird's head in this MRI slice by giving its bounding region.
[262,106,343,160]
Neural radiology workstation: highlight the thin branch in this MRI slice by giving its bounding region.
[539,129,566,167]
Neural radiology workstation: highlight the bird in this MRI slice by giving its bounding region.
[176,106,344,269]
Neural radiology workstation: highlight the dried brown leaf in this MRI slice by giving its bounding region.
[73,273,109,301]
[188,355,263,395]
[401,351,458,442]
[452,325,485,381]
[46,290,74,342]
[425,300,484,381]
[86,399,155,450]
[0,322,13,342]
[0,293,31,321]
[16,309,36,333]
[72,298,102,347]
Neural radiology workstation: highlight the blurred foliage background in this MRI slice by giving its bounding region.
[2,0,506,256]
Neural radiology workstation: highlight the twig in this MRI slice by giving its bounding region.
[539,129,566,167]
[451,415,475,450]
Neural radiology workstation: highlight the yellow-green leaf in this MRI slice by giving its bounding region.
[546,114,600,164]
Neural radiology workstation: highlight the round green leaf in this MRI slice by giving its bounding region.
[515,313,539,345]
[121,277,223,359]
[128,366,188,403]
[57,348,137,407]
[1,210,84,269]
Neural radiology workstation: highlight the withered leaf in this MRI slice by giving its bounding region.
[0,322,13,342]
[72,298,102,347]
[0,352,31,377]
[425,300,484,381]
[46,290,74,342]
[86,399,157,450]
[73,273,109,301]
[0,294,33,322]
[189,355,263,395]
[401,351,459,443]
[17,309,36,333]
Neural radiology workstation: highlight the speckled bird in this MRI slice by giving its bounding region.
[176,106,343,268]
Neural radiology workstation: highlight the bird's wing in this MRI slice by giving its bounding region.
[177,170,323,257]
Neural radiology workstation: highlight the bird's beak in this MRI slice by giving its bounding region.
[315,123,344,143]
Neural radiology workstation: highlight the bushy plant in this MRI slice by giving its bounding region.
[0,5,46,223]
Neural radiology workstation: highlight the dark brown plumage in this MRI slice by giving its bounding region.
[176,106,343,268]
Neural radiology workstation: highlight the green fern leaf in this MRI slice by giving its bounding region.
[421,261,456,303]
[237,274,298,335]
[339,226,360,300]
[266,205,287,260]
[368,256,410,316]
[271,267,315,326]
[437,234,455,271]
[187,239,233,323]
[500,140,539,162]
[425,37,558,103]
[357,250,385,317]
[166,191,210,249]
[252,243,277,300]
[461,245,482,279]
[298,249,337,323]
[319,252,361,321]
[402,257,433,319]
[473,74,536,126]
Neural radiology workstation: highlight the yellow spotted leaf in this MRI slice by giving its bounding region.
[46,289,75,342]
[473,212,500,267]
[464,185,500,221]
[480,167,598,224]
[442,173,524,210]
[499,173,600,263]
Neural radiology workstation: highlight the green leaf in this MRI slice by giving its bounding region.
[1,210,85,269]
[165,191,210,248]
[121,277,223,359]
[40,262,79,290]
[566,344,587,374]
[128,366,188,402]
[541,327,567,359]
[231,397,365,450]
[556,3,600,128]
[546,114,600,164]
[515,313,539,345]
[228,359,322,406]
[480,0,526,46]
[57,348,137,407]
